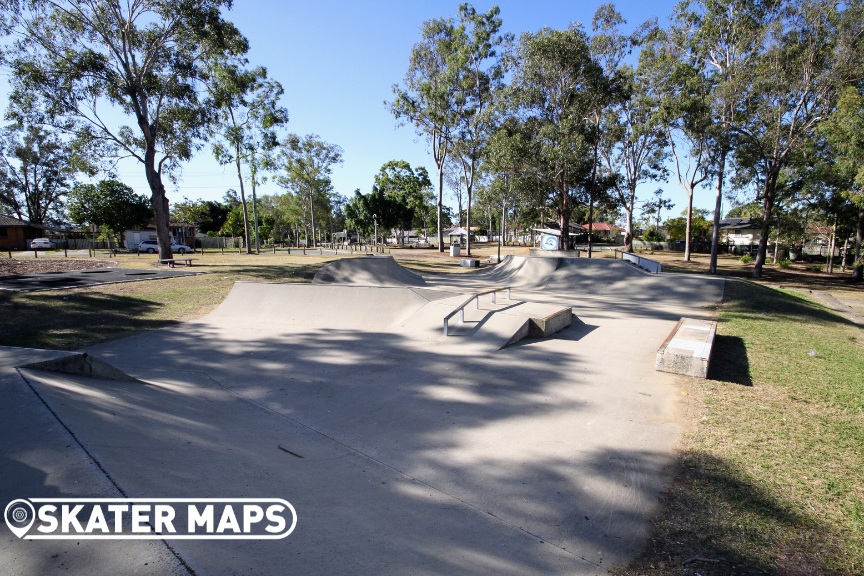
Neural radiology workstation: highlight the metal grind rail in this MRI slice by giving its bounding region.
[443,287,512,337]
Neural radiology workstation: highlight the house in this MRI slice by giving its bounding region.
[581,222,624,244]
[124,223,197,250]
[719,218,763,253]
[0,214,51,250]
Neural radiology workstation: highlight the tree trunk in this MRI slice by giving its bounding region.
[588,143,598,258]
[234,148,252,255]
[251,178,260,254]
[827,218,837,274]
[144,148,172,261]
[466,186,472,256]
[752,169,780,278]
[558,179,569,251]
[623,188,635,252]
[709,151,726,274]
[684,187,693,261]
[854,208,863,281]
[309,186,316,247]
[437,165,444,252]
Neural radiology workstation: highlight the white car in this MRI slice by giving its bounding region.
[137,239,194,254]
[30,238,56,250]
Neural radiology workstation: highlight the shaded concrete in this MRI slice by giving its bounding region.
[0,348,187,576]
[1,256,726,575]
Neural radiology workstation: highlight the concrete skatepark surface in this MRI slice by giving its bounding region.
[1,256,725,575]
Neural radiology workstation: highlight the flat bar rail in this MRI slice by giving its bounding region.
[443,287,512,337]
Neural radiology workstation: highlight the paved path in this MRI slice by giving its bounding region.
[1,257,725,575]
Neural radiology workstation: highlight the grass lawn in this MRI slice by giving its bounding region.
[2,248,862,573]
[615,279,864,575]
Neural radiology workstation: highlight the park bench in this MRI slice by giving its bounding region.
[655,317,717,378]
[158,257,199,268]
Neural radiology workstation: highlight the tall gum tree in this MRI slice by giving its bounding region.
[600,57,669,252]
[277,134,343,248]
[725,0,864,277]
[671,0,769,274]
[389,14,460,252]
[0,0,249,260]
[448,4,511,256]
[208,63,288,254]
[641,31,711,261]
[507,25,610,251]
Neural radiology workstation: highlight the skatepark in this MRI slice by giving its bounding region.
[1,255,725,575]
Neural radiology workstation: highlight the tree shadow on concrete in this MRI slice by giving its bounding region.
[18,317,688,575]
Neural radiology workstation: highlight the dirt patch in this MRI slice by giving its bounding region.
[0,258,117,276]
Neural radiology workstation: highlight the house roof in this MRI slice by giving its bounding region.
[0,213,32,227]
[582,222,623,232]
[719,218,760,230]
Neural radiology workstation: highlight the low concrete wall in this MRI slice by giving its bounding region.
[656,317,717,378]
[622,252,662,273]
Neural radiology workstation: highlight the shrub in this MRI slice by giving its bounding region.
[740,254,753,264]
[778,259,791,268]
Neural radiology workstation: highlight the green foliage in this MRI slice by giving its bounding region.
[1,0,251,257]
[0,123,84,224]
[277,134,343,245]
[67,180,151,235]
[643,226,665,242]
[778,258,791,268]
[170,199,229,235]
[665,211,711,242]
[740,254,753,264]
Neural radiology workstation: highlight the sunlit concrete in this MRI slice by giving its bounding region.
[1,256,725,575]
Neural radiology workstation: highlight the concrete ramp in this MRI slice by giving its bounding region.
[202,282,446,330]
[313,256,426,287]
[544,258,725,304]
[19,352,142,383]
[424,255,561,291]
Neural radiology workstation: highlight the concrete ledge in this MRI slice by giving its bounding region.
[460,258,480,267]
[528,308,573,338]
[656,317,716,378]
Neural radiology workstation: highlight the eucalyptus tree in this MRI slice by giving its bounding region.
[0,0,250,260]
[0,123,84,224]
[588,4,647,256]
[725,0,864,277]
[446,4,511,256]
[372,160,433,243]
[641,31,711,261]
[507,25,610,250]
[820,86,864,280]
[208,63,288,254]
[277,134,343,247]
[389,14,459,252]
[600,58,669,252]
[669,0,768,272]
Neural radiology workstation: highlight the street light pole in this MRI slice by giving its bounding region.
[373,214,378,253]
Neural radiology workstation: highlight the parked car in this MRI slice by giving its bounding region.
[137,239,194,254]
[30,238,56,250]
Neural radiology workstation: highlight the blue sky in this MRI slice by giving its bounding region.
[19,1,723,222]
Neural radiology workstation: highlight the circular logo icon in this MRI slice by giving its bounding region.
[4,499,35,539]
[541,234,558,251]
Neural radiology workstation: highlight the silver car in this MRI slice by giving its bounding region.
[30,238,56,250]
[138,239,194,254]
